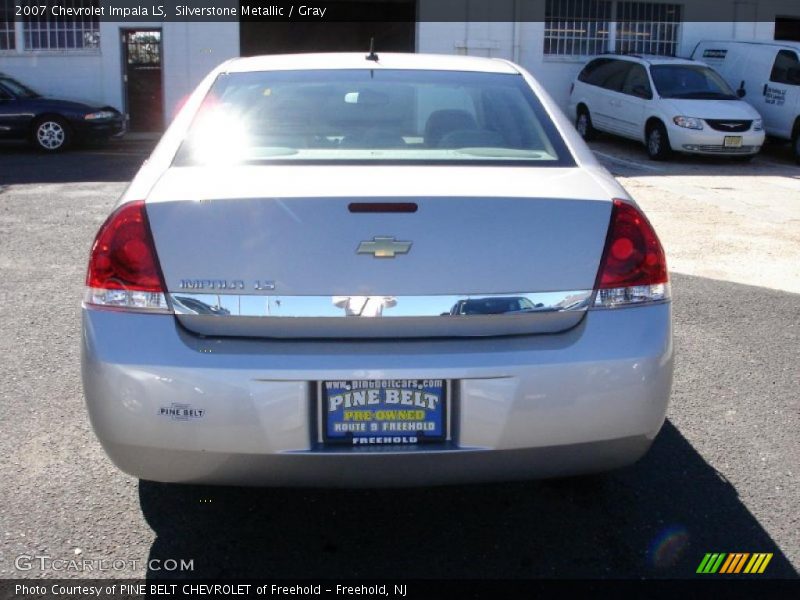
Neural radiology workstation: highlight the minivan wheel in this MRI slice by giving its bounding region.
[646,122,672,161]
[33,117,71,152]
[576,108,598,141]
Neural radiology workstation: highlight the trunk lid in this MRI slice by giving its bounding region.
[145,165,612,338]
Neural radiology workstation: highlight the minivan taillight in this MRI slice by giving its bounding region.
[593,199,670,308]
[84,200,170,312]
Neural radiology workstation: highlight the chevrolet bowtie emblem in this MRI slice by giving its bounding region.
[357,236,412,258]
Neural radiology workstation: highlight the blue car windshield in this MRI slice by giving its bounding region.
[0,77,39,98]
[175,69,575,166]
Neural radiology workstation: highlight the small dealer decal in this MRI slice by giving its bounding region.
[158,403,205,421]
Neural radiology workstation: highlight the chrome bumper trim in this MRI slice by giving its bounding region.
[168,290,594,318]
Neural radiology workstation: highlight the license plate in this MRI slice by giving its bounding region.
[321,379,447,445]
[724,136,743,148]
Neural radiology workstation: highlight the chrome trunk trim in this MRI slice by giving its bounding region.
[170,290,594,338]
[169,290,594,318]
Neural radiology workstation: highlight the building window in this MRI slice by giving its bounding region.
[0,0,15,51]
[22,0,100,51]
[615,2,681,56]
[544,0,613,57]
[544,0,681,57]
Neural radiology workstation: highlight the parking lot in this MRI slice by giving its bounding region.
[0,137,798,579]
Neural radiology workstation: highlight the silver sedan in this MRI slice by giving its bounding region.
[81,52,673,487]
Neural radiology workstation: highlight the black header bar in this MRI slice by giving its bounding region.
[10,0,800,23]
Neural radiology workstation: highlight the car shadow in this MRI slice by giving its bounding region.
[0,139,154,184]
[138,419,796,579]
[139,272,799,580]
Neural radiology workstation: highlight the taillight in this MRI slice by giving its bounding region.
[84,200,170,312]
[569,82,574,95]
[593,199,670,308]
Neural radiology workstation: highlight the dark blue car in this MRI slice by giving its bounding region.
[0,73,125,152]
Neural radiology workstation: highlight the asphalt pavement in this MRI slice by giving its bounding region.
[0,138,797,580]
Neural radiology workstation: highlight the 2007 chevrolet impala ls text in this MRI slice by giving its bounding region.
[81,52,673,487]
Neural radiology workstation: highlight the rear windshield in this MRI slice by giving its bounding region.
[175,69,574,166]
[650,65,737,100]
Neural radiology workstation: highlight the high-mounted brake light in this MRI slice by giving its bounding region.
[84,200,170,312]
[593,199,670,308]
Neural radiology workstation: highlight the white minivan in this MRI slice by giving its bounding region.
[692,40,800,163]
[568,55,765,160]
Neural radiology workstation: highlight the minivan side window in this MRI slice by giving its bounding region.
[770,50,800,85]
[599,60,633,92]
[580,59,633,92]
[621,64,652,99]
[578,59,613,85]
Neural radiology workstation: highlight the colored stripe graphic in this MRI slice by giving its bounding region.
[699,552,773,574]
[744,553,773,574]
[696,554,713,573]
[719,554,736,574]
[697,553,727,573]
[720,553,749,573]
[733,553,750,573]
[759,554,773,573]
[710,553,726,573]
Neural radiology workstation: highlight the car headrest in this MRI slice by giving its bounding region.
[424,109,478,147]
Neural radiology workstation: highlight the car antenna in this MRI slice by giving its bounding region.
[366,37,379,62]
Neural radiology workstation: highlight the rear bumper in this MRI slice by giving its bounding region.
[81,303,673,487]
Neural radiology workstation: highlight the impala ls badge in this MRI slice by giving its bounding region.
[357,236,412,258]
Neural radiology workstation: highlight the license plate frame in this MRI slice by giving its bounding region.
[724,135,743,148]
[318,379,450,446]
